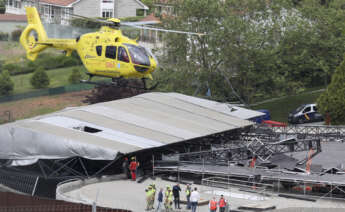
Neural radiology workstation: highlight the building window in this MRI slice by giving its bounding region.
[14,0,21,8]
[102,9,113,18]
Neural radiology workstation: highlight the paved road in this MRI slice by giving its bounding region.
[62,177,345,212]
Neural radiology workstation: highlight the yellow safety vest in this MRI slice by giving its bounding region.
[146,190,151,197]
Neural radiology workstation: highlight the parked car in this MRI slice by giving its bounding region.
[288,103,323,124]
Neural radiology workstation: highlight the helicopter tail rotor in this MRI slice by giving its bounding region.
[20,7,48,61]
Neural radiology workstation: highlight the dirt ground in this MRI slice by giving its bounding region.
[0,90,91,122]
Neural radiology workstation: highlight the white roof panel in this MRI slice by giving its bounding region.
[0,92,255,162]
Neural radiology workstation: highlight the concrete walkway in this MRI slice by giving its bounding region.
[62,177,345,212]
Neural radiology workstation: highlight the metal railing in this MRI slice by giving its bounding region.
[153,158,345,201]
[250,124,345,142]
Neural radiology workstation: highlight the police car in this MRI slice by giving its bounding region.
[288,103,324,124]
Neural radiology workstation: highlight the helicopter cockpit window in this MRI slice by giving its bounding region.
[118,47,129,63]
[96,46,102,56]
[125,44,150,66]
[105,46,117,59]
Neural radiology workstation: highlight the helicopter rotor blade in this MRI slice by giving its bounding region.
[67,13,114,25]
[121,23,206,36]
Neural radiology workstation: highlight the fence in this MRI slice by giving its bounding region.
[0,169,38,195]
[0,191,131,212]
[0,83,96,104]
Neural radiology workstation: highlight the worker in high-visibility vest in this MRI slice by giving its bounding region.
[209,196,217,212]
[129,156,139,181]
[218,195,227,212]
[164,186,173,212]
[149,183,156,210]
[186,184,192,210]
[145,186,153,211]
[167,188,174,212]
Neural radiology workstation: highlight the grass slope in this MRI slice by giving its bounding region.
[12,66,87,94]
[252,90,324,123]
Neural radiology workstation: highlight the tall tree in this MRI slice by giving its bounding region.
[317,55,345,125]
[158,0,345,104]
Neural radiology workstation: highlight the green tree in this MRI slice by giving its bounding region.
[68,68,82,84]
[158,0,345,104]
[141,0,154,15]
[30,67,50,89]
[317,55,345,125]
[0,70,14,95]
[161,0,296,103]
[0,0,5,14]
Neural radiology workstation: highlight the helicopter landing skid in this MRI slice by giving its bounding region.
[80,79,158,90]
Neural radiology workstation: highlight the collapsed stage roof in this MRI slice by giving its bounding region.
[0,92,262,164]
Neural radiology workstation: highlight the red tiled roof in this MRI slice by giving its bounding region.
[140,13,161,23]
[39,0,78,6]
[0,13,27,22]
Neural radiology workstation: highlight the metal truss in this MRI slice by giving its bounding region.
[250,124,345,142]
[164,137,321,164]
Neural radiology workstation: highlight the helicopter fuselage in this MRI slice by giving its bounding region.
[76,26,157,79]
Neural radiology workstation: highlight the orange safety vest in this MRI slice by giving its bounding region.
[129,161,137,171]
[210,200,217,210]
[219,198,226,207]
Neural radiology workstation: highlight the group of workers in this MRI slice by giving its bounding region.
[144,183,228,212]
[208,195,228,212]
[122,156,139,181]
[145,183,196,212]
[122,157,229,211]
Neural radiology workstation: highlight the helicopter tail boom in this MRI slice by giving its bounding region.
[20,7,77,61]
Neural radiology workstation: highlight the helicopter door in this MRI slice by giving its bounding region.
[117,46,131,73]
[103,45,118,77]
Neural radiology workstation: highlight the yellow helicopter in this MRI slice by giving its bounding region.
[20,7,204,89]
[20,7,161,89]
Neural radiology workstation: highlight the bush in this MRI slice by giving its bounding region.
[0,6,5,14]
[68,68,82,84]
[0,31,9,41]
[0,70,14,95]
[0,0,5,14]
[2,63,22,75]
[317,55,345,125]
[30,67,50,89]
[11,29,22,42]
[34,53,81,70]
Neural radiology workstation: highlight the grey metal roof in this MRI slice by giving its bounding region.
[0,92,256,162]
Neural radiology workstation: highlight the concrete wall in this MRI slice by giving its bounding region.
[0,21,26,34]
[73,0,101,18]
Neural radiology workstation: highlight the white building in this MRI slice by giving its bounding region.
[5,0,149,24]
